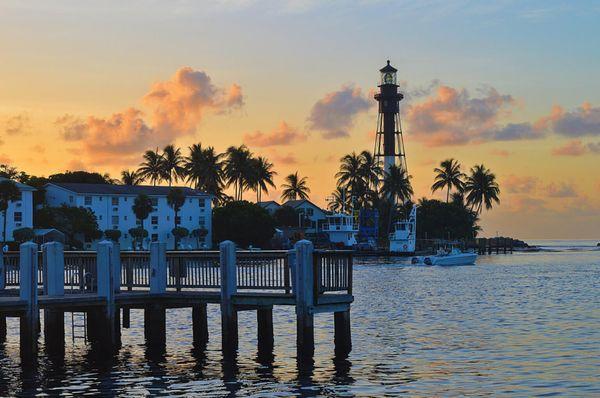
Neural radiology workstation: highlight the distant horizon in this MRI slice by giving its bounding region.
[1,1,599,239]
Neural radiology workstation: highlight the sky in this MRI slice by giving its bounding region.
[1,0,599,239]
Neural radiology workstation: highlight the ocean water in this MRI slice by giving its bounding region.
[0,241,599,397]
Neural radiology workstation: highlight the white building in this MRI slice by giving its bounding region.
[257,200,281,215]
[44,183,212,250]
[0,177,35,241]
[282,199,328,233]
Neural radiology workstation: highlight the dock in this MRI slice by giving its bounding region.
[0,240,353,364]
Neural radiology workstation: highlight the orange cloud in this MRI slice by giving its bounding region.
[545,182,577,198]
[243,121,306,147]
[552,140,586,156]
[503,175,538,194]
[490,148,510,157]
[56,67,243,166]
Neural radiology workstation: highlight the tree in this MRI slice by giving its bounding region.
[129,227,148,249]
[35,205,101,249]
[431,159,465,202]
[104,229,122,242]
[224,145,254,201]
[328,186,350,213]
[120,170,143,186]
[281,172,310,201]
[171,227,189,248]
[167,188,186,249]
[249,156,276,202]
[184,144,225,203]
[212,201,276,248]
[132,194,153,250]
[358,150,382,195]
[416,198,479,240]
[48,171,112,184]
[273,205,299,227]
[0,180,21,243]
[336,152,364,197]
[464,164,500,214]
[381,165,413,205]
[191,227,208,248]
[13,227,34,243]
[161,145,185,186]
[138,149,167,186]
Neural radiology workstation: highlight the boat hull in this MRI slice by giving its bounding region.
[413,253,478,266]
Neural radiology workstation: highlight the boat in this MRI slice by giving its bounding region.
[389,205,417,254]
[412,247,477,266]
[321,212,358,248]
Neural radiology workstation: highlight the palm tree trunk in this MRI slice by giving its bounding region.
[446,186,450,203]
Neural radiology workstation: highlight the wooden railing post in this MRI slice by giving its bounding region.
[294,239,314,358]
[149,242,167,294]
[112,242,121,294]
[93,241,119,348]
[220,240,237,353]
[42,242,65,357]
[0,249,4,291]
[19,241,39,364]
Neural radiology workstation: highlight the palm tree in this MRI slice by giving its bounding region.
[328,186,350,212]
[358,150,382,193]
[281,172,310,202]
[184,143,225,202]
[121,170,143,186]
[0,180,21,244]
[382,165,413,205]
[464,164,500,214]
[138,149,167,186]
[167,188,186,249]
[336,152,364,196]
[224,145,254,200]
[131,194,153,250]
[249,156,277,202]
[161,145,185,186]
[431,158,465,202]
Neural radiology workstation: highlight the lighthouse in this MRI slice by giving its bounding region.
[373,60,407,175]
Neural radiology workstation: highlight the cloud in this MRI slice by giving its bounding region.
[57,67,243,165]
[243,121,306,147]
[586,141,600,153]
[404,85,537,146]
[143,66,243,135]
[4,113,31,135]
[490,148,510,157]
[308,84,372,139]
[545,102,600,137]
[552,140,585,156]
[271,152,298,165]
[55,114,88,141]
[506,196,547,213]
[503,175,538,194]
[545,182,577,198]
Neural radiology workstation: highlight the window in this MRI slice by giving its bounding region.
[151,233,158,242]
[124,215,128,221]
[166,215,170,221]
[85,196,92,205]
[112,207,118,212]
[69,195,74,203]
[14,212,22,222]
[151,216,158,225]
[112,215,119,225]
[307,208,314,217]
[124,233,128,238]
[199,199,206,208]
[112,197,119,206]
[189,216,192,221]
[99,197,103,201]
[175,216,181,225]
[199,217,205,227]
[98,215,103,220]
[151,198,158,206]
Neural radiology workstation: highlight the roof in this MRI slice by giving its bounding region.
[257,200,280,208]
[0,177,36,191]
[46,182,208,197]
[379,60,397,73]
[283,199,325,212]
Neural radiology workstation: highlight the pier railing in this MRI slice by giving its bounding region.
[314,250,353,295]
[2,244,352,298]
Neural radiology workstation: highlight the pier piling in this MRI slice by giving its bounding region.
[19,242,39,364]
[257,307,274,354]
[334,310,352,356]
[295,240,315,358]
[220,240,238,353]
[192,304,209,347]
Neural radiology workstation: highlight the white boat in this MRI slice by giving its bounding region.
[412,247,477,266]
[322,212,358,248]
[389,205,417,253]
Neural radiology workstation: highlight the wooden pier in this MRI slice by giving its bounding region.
[0,240,353,364]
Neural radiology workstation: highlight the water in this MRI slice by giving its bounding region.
[1,242,599,396]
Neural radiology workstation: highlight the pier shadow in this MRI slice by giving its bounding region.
[221,350,242,396]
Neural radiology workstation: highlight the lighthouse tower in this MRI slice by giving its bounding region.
[373,60,407,175]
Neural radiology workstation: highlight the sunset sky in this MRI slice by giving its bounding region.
[1,1,599,239]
